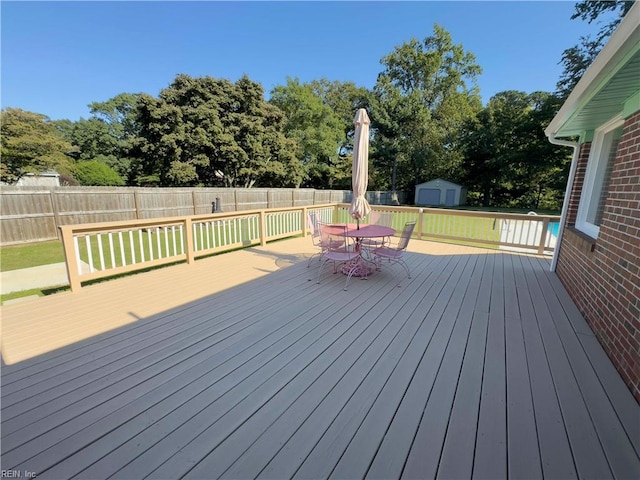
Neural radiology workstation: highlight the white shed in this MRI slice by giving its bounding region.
[15,170,61,187]
[415,179,467,207]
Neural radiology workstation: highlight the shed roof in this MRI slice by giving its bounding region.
[415,178,464,188]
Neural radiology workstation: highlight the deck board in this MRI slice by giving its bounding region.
[512,253,578,480]
[504,253,543,479]
[1,236,638,479]
[522,255,613,479]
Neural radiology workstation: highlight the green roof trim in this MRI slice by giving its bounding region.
[623,90,640,118]
[546,4,640,140]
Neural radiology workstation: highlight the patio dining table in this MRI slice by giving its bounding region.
[330,223,395,277]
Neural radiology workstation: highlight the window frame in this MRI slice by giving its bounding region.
[575,116,624,239]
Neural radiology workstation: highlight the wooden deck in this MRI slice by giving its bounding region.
[1,237,639,479]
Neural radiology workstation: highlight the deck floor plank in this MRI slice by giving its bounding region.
[19,262,406,477]
[521,255,613,479]
[524,255,640,478]
[256,255,455,480]
[194,254,445,479]
[367,253,484,480]
[1,265,318,415]
[1,237,638,479]
[295,254,467,480]
[330,254,476,480]
[1,263,311,398]
[472,252,509,479]
[512,253,578,479]
[503,252,543,479]
[434,254,491,479]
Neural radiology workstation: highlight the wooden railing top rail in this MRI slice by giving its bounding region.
[343,203,560,222]
[58,203,337,236]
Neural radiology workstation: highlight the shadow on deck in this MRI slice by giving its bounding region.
[1,237,638,478]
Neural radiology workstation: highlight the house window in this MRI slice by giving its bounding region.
[576,117,623,238]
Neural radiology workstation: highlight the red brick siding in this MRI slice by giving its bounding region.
[556,111,640,403]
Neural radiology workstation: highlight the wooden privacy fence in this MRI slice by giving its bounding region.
[0,187,408,246]
[59,204,559,292]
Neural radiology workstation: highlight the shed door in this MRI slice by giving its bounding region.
[445,189,456,206]
[419,188,440,205]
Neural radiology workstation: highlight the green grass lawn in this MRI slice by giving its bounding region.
[1,241,68,303]
[1,240,66,271]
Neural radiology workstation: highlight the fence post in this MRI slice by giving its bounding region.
[417,208,424,240]
[59,225,82,292]
[538,217,550,255]
[134,190,142,219]
[184,217,195,264]
[50,189,62,240]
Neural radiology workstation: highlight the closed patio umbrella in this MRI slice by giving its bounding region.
[348,108,371,228]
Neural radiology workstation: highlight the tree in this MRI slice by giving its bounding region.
[270,78,346,188]
[54,93,142,183]
[461,91,570,209]
[556,1,634,98]
[308,79,371,189]
[1,108,74,183]
[371,25,482,193]
[72,160,125,186]
[131,74,302,187]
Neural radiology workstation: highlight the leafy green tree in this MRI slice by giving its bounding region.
[461,91,569,208]
[131,74,302,187]
[307,79,371,189]
[89,93,141,142]
[556,1,633,98]
[1,108,74,183]
[54,93,141,183]
[371,25,482,193]
[270,78,346,188]
[72,160,125,186]
[63,117,119,160]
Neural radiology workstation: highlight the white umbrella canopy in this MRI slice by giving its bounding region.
[348,108,371,227]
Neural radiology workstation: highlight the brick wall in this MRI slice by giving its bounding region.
[565,142,591,224]
[556,111,640,402]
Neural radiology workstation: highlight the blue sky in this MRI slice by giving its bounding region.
[2,1,609,121]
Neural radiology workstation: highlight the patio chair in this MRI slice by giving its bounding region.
[316,223,361,290]
[371,221,416,286]
[362,211,395,251]
[307,212,342,267]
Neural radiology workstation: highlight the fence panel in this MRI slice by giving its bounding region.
[293,189,315,206]
[53,188,137,226]
[235,189,268,211]
[268,189,294,209]
[1,187,409,245]
[135,189,195,219]
[0,189,57,243]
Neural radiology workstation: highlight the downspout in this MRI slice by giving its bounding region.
[547,135,580,272]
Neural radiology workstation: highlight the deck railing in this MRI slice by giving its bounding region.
[60,204,560,291]
[336,204,560,255]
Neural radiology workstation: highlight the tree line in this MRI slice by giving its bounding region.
[1,2,631,210]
